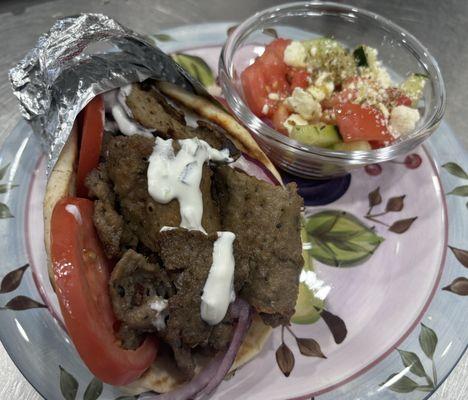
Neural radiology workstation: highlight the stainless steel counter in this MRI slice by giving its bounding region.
[0,1,466,399]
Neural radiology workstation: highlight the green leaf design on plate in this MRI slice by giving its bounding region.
[0,263,29,293]
[442,162,468,179]
[59,366,79,400]
[449,246,468,268]
[397,349,428,378]
[171,53,215,88]
[442,277,468,296]
[419,324,438,360]
[388,217,417,234]
[0,202,13,218]
[0,183,18,194]
[152,33,173,42]
[83,377,103,400]
[1,295,47,310]
[305,211,384,267]
[380,373,420,393]
[447,185,468,196]
[114,397,137,400]
[292,227,325,324]
[0,163,10,180]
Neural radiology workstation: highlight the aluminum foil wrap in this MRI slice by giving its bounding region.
[9,13,209,174]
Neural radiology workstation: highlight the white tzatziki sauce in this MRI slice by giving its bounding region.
[147,137,232,233]
[103,84,154,138]
[200,232,236,325]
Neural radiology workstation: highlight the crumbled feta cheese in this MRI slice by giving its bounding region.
[322,80,335,96]
[284,41,307,68]
[377,103,390,119]
[315,72,331,86]
[307,85,326,102]
[284,87,322,121]
[262,104,270,115]
[268,92,280,100]
[390,105,420,137]
[283,113,308,134]
[373,63,392,88]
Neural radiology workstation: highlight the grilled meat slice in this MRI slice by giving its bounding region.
[103,135,221,252]
[126,83,240,157]
[86,165,139,258]
[157,229,241,378]
[109,249,173,332]
[214,166,304,327]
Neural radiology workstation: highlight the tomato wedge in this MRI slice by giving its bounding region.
[271,103,290,134]
[241,62,270,116]
[76,95,104,197]
[336,102,394,143]
[241,38,291,118]
[51,198,157,385]
[287,68,309,89]
[386,87,412,107]
[264,38,291,60]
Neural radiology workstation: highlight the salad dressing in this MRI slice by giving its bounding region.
[200,232,236,325]
[147,137,231,233]
[103,85,154,138]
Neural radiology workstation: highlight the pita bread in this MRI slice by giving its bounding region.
[157,81,284,186]
[125,314,272,394]
[43,85,275,395]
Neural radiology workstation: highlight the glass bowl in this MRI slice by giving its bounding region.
[219,1,446,178]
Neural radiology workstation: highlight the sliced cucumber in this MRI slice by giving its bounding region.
[353,45,378,68]
[353,46,368,67]
[332,141,372,151]
[400,73,428,106]
[291,124,342,148]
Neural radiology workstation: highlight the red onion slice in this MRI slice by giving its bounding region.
[231,154,278,185]
[139,298,251,400]
[198,298,251,398]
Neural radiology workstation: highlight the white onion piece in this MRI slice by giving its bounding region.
[139,298,251,400]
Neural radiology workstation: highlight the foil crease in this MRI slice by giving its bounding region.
[9,13,208,174]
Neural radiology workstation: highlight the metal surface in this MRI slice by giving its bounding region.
[0,0,466,399]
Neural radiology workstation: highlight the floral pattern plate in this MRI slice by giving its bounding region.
[0,22,466,400]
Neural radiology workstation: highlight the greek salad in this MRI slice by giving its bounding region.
[241,38,427,150]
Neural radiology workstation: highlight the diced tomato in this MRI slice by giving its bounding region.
[336,102,394,143]
[386,88,412,107]
[287,68,309,89]
[369,140,388,149]
[271,103,290,135]
[51,198,158,385]
[258,51,290,96]
[264,38,291,59]
[241,39,291,118]
[322,88,357,109]
[241,62,270,116]
[76,95,104,197]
